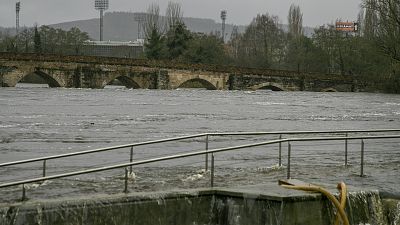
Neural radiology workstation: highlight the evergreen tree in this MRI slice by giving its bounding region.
[183,34,225,64]
[144,27,165,60]
[165,22,191,59]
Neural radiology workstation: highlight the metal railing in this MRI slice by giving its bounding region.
[1,129,399,171]
[0,133,206,176]
[0,129,399,201]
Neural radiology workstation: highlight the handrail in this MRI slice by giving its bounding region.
[0,133,207,167]
[1,134,399,189]
[1,129,399,168]
[207,129,400,136]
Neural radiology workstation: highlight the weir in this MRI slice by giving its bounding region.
[0,182,398,225]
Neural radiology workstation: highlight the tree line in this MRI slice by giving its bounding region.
[0,0,399,92]
[0,26,89,55]
[142,2,226,65]
[141,1,399,92]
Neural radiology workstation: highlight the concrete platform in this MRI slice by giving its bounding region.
[0,181,392,225]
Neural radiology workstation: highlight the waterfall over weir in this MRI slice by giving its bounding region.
[1,182,399,225]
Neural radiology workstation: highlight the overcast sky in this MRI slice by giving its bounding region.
[1,0,362,28]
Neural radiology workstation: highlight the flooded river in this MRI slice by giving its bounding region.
[0,84,399,202]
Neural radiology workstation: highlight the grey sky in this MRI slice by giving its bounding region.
[1,0,362,28]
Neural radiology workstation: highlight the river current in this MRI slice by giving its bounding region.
[0,84,399,202]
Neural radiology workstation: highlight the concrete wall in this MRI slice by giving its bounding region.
[0,185,391,225]
[382,198,400,225]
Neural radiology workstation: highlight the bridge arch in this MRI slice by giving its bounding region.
[176,78,217,90]
[103,75,141,89]
[249,82,287,91]
[3,69,63,87]
[29,71,62,87]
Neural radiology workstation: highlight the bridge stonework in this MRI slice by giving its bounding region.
[0,53,355,92]
[168,70,230,90]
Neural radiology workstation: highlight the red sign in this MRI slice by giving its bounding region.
[336,21,358,32]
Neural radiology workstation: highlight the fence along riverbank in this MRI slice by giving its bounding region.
[0,129,399,201]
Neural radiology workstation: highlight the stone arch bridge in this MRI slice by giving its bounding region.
[0,53,355,91]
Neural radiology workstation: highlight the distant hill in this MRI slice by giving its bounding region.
[49,12,247,41]
[49,12,315,41]
[1,12,315,41]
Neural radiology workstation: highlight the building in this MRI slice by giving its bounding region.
[335,21,358,32]
[82,40,144,58]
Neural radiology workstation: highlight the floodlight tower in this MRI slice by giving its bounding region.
[95,0,109,41]
[16,2,20,35]
[134,13,146,40]
[220,10,227,42]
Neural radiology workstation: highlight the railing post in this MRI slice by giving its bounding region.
[287,142,291,179]
[42,160,47,177]
[279,134,282,167]
[360,139,364,177]
[22,184,27,201]
[205,135,209,171]
[129,146,133,174]
[124,167,129,193]
[210,153,214,187]
[345,133,348,167]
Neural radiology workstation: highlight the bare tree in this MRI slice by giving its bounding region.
[363,0,400,62]
[287,4,303,37]
[165,2,183,31]
[357,8,365,37]
[228,26,240,59]
[236,13,285,68]
[144,3,164,39]
[362,0,379,38]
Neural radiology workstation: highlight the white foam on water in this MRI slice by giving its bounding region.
[24,180,52,190]
[363,113,387,117]
[182,169,209,182]
[254,102,286,106]
[385,102,400,106]
[0,124,19,128]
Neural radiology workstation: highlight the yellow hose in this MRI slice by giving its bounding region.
[334,182,347,225]
[280,183,350,225]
